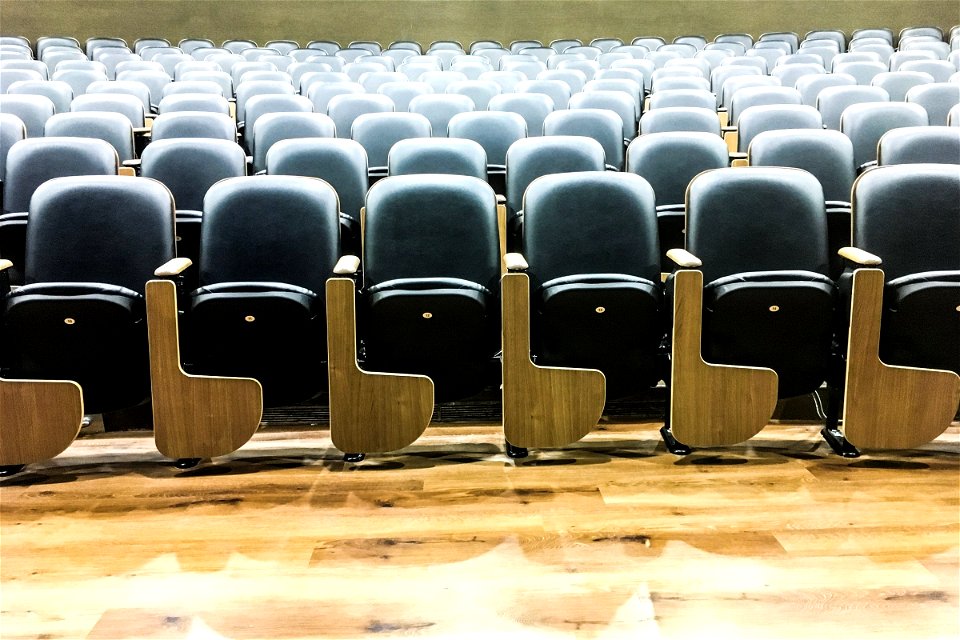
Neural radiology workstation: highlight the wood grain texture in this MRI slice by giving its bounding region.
[501,272,606,448]
[842,268,960,450]
[670,269,779,446]
[0,378,83,466]
[146,279,263,460]
[0,422,957,640]
[325,277,433,453]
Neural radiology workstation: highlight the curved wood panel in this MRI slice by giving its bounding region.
[326,277,433,454]
[146,279,263,460]
[842,268,960,450]
[670,269,779,447]
[0,378,83,466]
[501,272,606,448]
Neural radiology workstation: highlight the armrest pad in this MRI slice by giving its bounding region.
[496,194,506,204]
[0,259,12,272]
[666,248,702,268]
[838,246,881,266]
[333,255,360,275]
[122,159,141,167]
[503,252,528,272]
[154,257,193,277]
[722,125,737,132]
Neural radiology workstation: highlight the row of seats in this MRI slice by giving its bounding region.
[3,114,958,282]
[1,29,958,475]
[1,162,957,474]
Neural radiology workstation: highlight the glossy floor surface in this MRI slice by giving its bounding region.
[1,421,958,639]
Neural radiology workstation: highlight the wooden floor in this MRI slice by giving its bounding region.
[1,420,958,640]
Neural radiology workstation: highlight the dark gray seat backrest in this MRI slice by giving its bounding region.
[686,167,828,284]
[200,175,340,293]
[852,164,960,281]
[363,174,499,293]
[26,175,175,293]
[3,137,117,213]
[523,171,659,289]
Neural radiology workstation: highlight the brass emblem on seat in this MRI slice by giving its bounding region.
[595,306,606,314]
[769,305,780,312]
[64,317,76,325]
[244,315,255,323]
[422,312,433,319]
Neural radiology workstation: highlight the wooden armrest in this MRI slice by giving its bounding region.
[838,246,881,266]
[666,248,702,268]
[333,254,360,275]
[154,257,193,277]
[503,252,528,272]
[0,259,12,272]
[118,166,136,177]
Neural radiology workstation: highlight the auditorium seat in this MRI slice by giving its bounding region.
[70,92,146,129]
[327,93,394,139]
[899,60,956,83]
[388,137,487,178]
[445,79,501,110]
[878,126,960,164]
[265,138,368,255]
[6,79,72,114]
[830,164,960,452]
[44,111,136,162]
[504,136,606,250]
[307,81,365,114]
[639,106,721,135]
[177,175,340,406]
[905,82,960,125]
[447,110,527,193]
[241,93,312,152]
[351,111,431,180]
[501,171,663,454]
[355,173,499,399]
[250,111,335,173]
[568,90,637,143]
[747,129,855,279]
[488,92,554,137]
[543,109,625,170]
[139,138,247,281]
[150,111,237,141]
[664,167,840,452]
[625,131,729,272]
[840,101,929,169]
[0,93,56,136]
[736,104,822,153]
[647,88,716,111]
[817,85,890,129]
[408,93,475,136]
[1,175,175,414]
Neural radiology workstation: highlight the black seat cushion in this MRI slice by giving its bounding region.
[189,282,324,405]
[3,283,147,413]
[881,271,960,374]
[703,271,838,398]
[365,278,497,401]
[536,274,664,394]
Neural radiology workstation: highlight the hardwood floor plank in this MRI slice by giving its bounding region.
[1,423,957,639]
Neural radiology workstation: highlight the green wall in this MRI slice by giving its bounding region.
[1,0,957,48]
